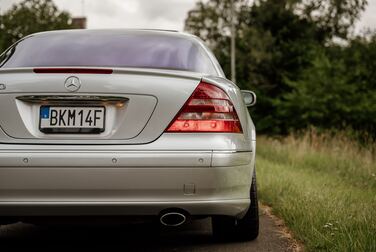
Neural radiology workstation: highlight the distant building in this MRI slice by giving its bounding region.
[72,17,87,29]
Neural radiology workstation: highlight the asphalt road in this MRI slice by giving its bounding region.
[0,208,295,251]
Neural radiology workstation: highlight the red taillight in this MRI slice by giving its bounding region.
[166,82,242,133]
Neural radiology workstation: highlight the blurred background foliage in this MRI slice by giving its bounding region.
[0,0,74,52]
[185,0,375,137]
[0,0,374,138]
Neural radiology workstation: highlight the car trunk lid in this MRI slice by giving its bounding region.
[0,68,202,144]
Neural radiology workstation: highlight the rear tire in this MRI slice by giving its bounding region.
[212,169,259,241]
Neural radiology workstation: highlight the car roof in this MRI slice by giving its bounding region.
[29,29,196,40]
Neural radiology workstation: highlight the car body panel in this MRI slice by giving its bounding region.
[0,149,254,218]
[0,155,253,202]
[0,200,250,217]
[0,30,256,220]
[0,68,255,145]
[0,68,204,144]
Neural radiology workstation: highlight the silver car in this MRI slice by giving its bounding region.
[0,29,258,241]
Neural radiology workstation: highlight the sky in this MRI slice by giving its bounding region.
[0,0,375,33]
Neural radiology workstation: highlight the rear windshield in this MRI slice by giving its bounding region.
[0,31,218,75]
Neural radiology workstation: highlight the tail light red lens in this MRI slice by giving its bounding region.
[166,82,242,133]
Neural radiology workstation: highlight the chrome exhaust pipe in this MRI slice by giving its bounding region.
[159,212,187,227]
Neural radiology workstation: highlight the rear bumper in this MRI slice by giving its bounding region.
[0,150,254,218]
[0,200,250,217]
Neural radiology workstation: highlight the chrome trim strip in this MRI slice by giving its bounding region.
[16,95,129,105]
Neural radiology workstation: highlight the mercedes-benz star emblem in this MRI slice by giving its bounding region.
[64,76,81,92]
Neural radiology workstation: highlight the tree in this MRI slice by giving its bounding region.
[240,0,321,133]
[295,0,368,39]
[185,0,322,133]
[185,0,251,47]
[280,42,376,135]
[184,0,370,134]
[185,0,251,83]
[0,0,74,53]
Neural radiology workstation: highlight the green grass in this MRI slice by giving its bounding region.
[257,132,376,251]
